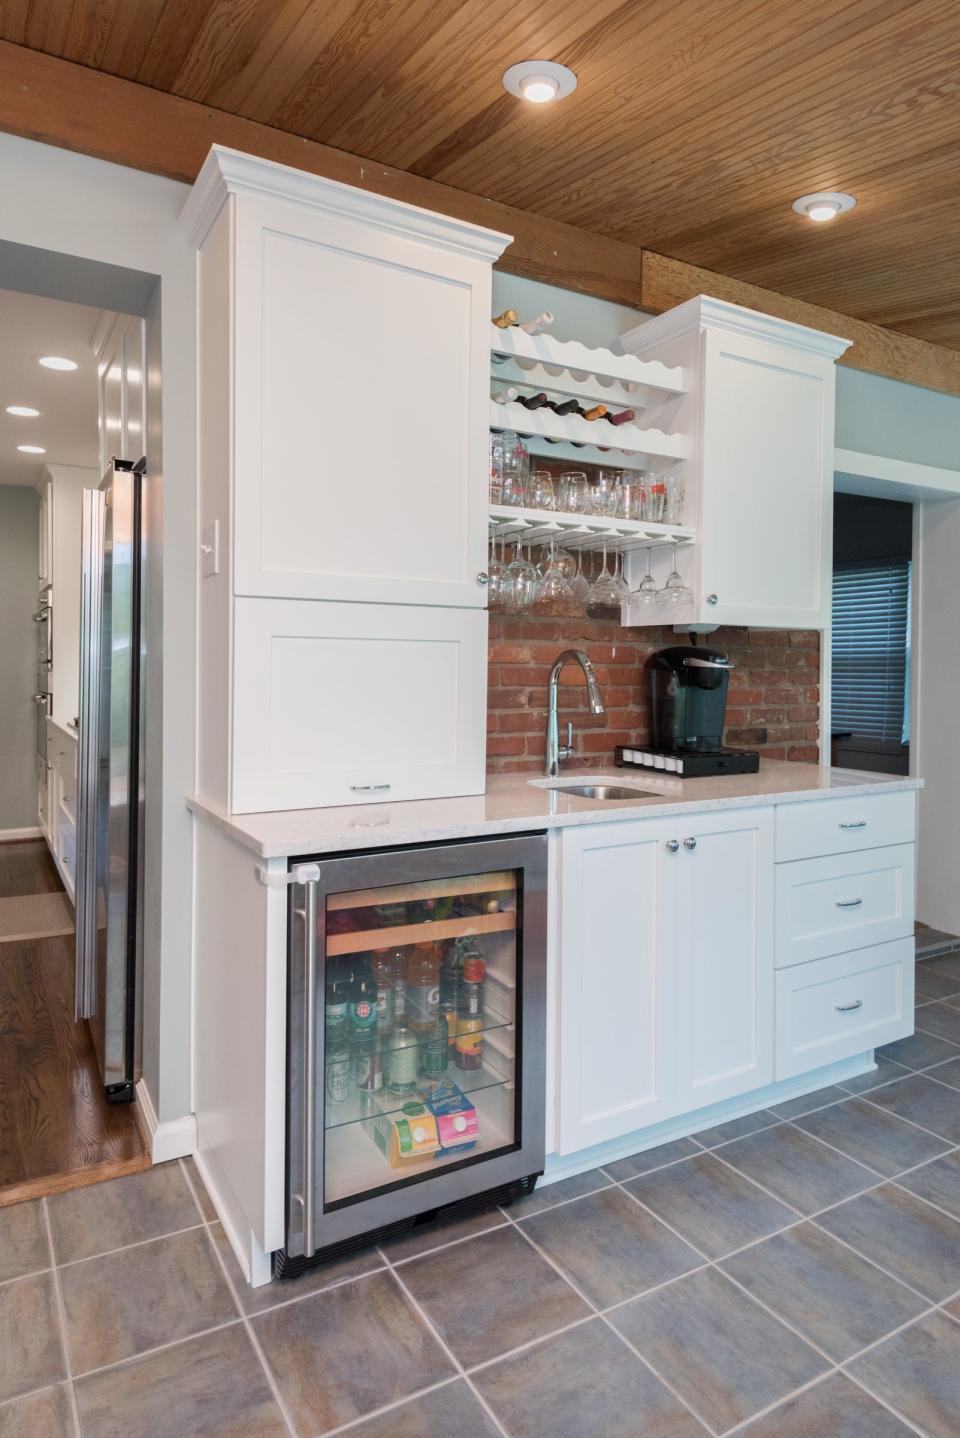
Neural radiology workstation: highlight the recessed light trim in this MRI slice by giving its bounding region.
[6,405,41,417]
[38,355,79,371]
[17,444,46,454]
[502,60,577,104]
[792,191,857,223]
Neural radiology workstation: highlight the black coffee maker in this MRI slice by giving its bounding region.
[616,642,760,777]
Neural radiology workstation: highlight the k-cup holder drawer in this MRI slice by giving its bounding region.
[775,790,916,863]
[774,938,914,1080]
[775,843,914,968]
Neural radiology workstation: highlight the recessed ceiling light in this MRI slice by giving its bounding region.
[17,444,46,454]
[6,405,41,417]
[502,60,577,104]
[792,191,857,223]
[37,355,78,371]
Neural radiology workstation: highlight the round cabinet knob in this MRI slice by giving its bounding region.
[683,836,697,851]
[476,571,490,586]
[706,593,719,606]
[665,839,680,853]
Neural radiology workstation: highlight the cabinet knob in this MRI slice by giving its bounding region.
[683,836,697,851]
[706,593,719,606]
[665,839,680,853]
[476,571,490,586]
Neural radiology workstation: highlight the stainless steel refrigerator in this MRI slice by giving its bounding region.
[75,458,146,1102]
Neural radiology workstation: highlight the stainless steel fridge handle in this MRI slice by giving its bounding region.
[302,877,319,1259]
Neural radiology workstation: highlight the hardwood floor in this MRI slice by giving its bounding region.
[0,840,148,1201]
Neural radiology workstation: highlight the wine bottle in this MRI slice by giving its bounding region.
[548,397,580,416]
[518,310,554,335]
[583,404,608,421]
[518,392,550,411]
[491,386,519,405]
[491,308,518,329]
[605,408,636,426]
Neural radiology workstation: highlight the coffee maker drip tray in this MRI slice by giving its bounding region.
[615,745,760,778]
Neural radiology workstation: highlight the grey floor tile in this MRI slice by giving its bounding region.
[817,1183,960,1300]
[602,1137,700,1180]
[914,1000,960,1046]
[383,1205,507,1262]
[60,1227,237,1374]
[0,1273,65,1403]
[849,1310,960,1438]
[506,1167,612,1217]
[343,1380,501,1438]
[608,1267,828,1433]
[183,1158,218,1222]
[878,1029,960,1071]
[0,1384,74,1438]
[735,1371,916,1436]
[925,1057,960,1090]
[864,1072,960,1142]
[839,1057,911,1094]
[923,952,960,982]
[625,1151,796,1260]
[47,1164,200,1265]
[253,1269,454,1432]
[897,1149,960,1219]
[720,1221,927,1360]
[473,1317,709,1438]
[391,1226,588,1368]
[209,1222,383,1314]
[770,1085,850,1120]
[0,1201,49,1283]
[75,1324,286,1437]
[915,965,960,1002]
[518,1184,701,1308]
[691,1109,781,1147]
[794,1095,952,1177]
[718,1123,878,1214]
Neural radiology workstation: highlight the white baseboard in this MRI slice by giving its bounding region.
[135,1079,197,1164]
[0,826,43,841]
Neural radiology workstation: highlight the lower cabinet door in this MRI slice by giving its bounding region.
[775,937,915,1079]
[673,808,776,1110]
[557,820,677,1154]
[231,598,487,813]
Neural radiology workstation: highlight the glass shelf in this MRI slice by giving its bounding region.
[326,908,516,958]
[324,1053,513,1134]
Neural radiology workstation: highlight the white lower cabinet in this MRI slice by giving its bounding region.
[557,807,774,1154]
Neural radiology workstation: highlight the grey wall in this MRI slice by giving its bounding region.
[0,485,39,831]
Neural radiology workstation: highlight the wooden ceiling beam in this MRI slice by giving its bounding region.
[0,41,958,397]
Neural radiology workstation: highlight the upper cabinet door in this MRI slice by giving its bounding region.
[228,189,504,608]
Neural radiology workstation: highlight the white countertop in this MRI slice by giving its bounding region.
[187,762,922,860]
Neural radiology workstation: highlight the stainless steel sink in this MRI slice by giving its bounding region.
[551,783,659,801]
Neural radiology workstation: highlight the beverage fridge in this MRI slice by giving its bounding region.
[279,833,548,1276]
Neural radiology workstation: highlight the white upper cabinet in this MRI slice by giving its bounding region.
[621,298,851,630]
[183,147,510,610]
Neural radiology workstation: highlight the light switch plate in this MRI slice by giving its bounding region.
[200,520,219,578]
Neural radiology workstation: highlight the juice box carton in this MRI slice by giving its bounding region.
[418,1077,480,1154]
[368,1102,440,1168]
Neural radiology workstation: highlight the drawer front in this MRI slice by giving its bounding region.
[774,938,914,1080]
[775,844,915,967]
[775,790,916,863]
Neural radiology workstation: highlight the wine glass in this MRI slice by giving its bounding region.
[587,539,621,616]
[656,545,693,608]
[633,549,659,609]
[504,540,539,610]
[528,470,556,511]
[568,548,590,609]
[612,548,630,599]
[487,532,505,609]
[591,470,621,517]
[534,543,575,613]
[559,471,588,515]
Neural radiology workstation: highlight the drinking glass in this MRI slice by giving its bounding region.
[591,469,622,518]
[612,549,630,599]
[662,472,685,526]
[534,544,575,614]
[633,550,659,609]
[586,540,621,616]
[558,471,589,515]
[487,532,505,609]
[528,470,557,511]
[647,481,666,523]
[498,432,529,507]
[568,549,590,608]
[656,545,693,608]
[503,540,539,610]
[619,478,644,520]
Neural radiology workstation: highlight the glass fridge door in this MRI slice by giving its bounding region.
[321,865,521,1207]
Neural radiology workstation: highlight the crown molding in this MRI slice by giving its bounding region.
[180,144,513,262]
[621,294,852,362]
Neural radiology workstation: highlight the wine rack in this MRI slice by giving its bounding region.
[490,324,685,393]
[489,503,693,554]
[490,398,684,471]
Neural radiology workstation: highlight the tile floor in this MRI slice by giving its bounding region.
[5,954,960,1436]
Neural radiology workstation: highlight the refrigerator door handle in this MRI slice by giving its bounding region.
[302,877,319,1259]
[75,488,104,1022]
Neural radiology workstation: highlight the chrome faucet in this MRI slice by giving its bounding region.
[545,649,606,777]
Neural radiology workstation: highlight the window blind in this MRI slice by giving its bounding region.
[832,560,911,744]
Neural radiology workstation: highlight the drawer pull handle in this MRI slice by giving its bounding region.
[839,821,867,830]
[350,783,391,793]
[835,999,864,1013]
[835,897,864,909]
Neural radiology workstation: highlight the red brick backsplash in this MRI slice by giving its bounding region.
[487,613,821,774]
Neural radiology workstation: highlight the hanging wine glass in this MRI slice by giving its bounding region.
[568,547,590,609]
[656,544,693,608]
[587,538,621,617]
[612,547,630,599]
[634,548,659,609]
[504,539,539,610]
[487,530,505,610]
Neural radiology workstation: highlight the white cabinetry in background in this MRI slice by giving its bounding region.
[621,298,851,630]
[36,462,97,730]
[93,312,146,472]
[557,807,774,1154]
[182,146,511,814]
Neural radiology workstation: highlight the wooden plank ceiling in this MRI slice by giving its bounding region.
[3,0,960,350]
